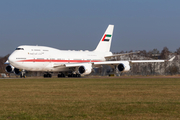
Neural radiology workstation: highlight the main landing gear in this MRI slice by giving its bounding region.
[43,72,81,78]
[57,72,65,78]
[57,73,81,78]
[44,73,52,78]
[68,73,81,77]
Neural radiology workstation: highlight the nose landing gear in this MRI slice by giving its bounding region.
[20,70,26,78]
[20,73,26,78]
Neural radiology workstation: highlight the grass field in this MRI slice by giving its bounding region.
[0,77,180,120]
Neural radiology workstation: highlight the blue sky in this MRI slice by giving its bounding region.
[0,0,180,56]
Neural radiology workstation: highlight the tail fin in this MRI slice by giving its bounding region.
[94,24,114,52]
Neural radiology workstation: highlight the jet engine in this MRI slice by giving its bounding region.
[77,63,92,75]
[5,65,14,73]
[117,62,130,72]
[14,68,21,75]
[5,65,23,75]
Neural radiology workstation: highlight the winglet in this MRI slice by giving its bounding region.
[167,56,175,62]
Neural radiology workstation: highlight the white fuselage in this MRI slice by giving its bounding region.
[8,45,112,72]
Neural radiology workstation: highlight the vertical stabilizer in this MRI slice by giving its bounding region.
[94,25,114,52]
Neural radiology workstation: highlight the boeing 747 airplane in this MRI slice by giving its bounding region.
[5,25,175,77]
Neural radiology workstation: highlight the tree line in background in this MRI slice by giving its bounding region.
[0,47,180,76]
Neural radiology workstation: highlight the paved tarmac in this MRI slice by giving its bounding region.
[1,75,180,79]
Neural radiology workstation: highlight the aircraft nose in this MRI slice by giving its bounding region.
[8,54,15,64]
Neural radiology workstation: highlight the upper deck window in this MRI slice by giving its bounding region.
[34,49,40,51]
[15,48,24,50]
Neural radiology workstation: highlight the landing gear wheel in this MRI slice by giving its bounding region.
[57,73,65,78]
[68,73,81,77]
[77,74,81,77]
[44,73,52,78]
[20,74,26,78]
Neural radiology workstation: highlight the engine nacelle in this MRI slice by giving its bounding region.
[5,65,14,73]
[6,65,22,75]
[14,68,21,75]
[117,62,130,72]
[77,63,92,75]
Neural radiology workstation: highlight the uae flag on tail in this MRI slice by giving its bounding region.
[102,34,111,42]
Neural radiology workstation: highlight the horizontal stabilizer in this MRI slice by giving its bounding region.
[105,51,140,59]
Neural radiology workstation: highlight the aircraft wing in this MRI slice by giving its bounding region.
[53,56,175,68]
[94,56,175,65]
[4,60,9,64]
[130,56,175,63]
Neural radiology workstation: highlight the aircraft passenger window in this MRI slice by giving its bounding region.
[15,48,24,50]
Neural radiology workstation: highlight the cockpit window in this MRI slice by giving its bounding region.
[15,48,24,50]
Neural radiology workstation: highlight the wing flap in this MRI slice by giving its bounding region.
[53,62,91,68]
[130,56,175,63]
[94,56,175,65]
[93,61,125,65]
[130,60,165,63]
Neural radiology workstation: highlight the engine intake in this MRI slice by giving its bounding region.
[77,63,92,75]
[14,68,21,75]
[5,65,14,73]
[78,66,85,74]
[117,62,130,72]
[118,64,125,71]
